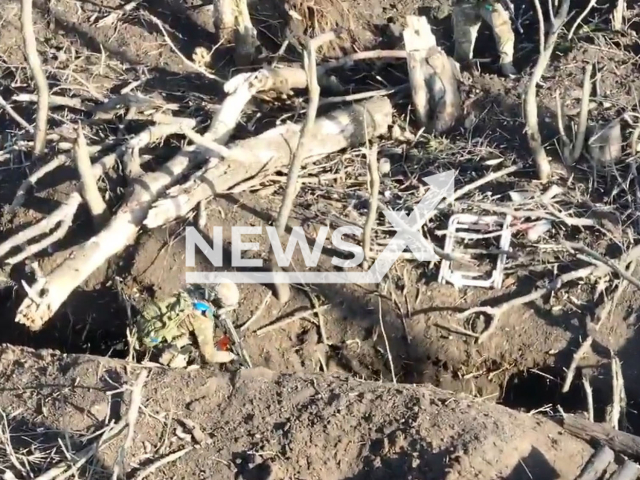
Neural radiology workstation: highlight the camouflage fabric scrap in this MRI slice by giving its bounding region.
[136,291,218,364]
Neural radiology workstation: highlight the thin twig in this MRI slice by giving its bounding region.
[97,0,142,27]
[434,321,480,338]
[424,165,519,224]
[21,0,49,156]
[144,13,224,83]
[133,447,193,480]
[270,30,340,303]
[318,50,408,74]
[567,0,597,40]
[363,144,380,269]
[34,419,127,480]
[561,241,640,290]
[112,369,149,480]
[319,86,406,106]
[570,63,593,164]
[181,126,239,160]
[378,296,396,383]
[562,336,594,393]
[582,373,594,422]
[255,305,330,336]
[556,89,571,162]
[0,95,33,132]
[610,353,622,430]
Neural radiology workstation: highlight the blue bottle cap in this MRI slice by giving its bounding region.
[193,301,211,314]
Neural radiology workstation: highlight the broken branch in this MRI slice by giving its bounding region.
[75,125,109,231]
[403,15,461,132]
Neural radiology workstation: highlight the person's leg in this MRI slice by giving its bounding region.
[452,3,482,65]
[479,2,517,76]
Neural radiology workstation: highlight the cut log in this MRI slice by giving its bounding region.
[144,96,393,229]
[610,460,640,480]
[402,15,461,133]
[212,0,260,66]
[14,96,392,330]
[562,415,640,460]
[575,445,614,480]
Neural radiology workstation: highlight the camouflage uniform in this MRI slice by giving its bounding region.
[136,289,235,366]
[451,0,517,77]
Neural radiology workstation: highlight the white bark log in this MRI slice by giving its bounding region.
[145,96,393,229]
[14,96,392,330]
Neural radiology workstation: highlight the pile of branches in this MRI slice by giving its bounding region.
[0,0,469,331]
[1,0,639,351]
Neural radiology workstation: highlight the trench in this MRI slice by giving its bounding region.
[1,279,632,436]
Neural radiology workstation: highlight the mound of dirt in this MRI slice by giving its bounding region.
[0,345,593,479]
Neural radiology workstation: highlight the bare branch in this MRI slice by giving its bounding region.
[567,0,597,40]
[0,95,33,132]
[20,0,49,156]
[524,0,570,182]
[363,144,380,269]
[8,155,69,214]
[270,30,341,304]
[570,63,593,164]
[75,124,109,231]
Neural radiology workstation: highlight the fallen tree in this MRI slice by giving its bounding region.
[12,93,392,331]
[143,97,391,228]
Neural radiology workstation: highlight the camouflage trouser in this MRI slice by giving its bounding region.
[452,1,515,65]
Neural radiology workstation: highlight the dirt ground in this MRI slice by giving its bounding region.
[0,0,639,476]
[0,345,596,479]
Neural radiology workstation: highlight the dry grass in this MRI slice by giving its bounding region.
[0,0,638,423]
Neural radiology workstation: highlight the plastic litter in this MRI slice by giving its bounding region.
[438,213,512,289]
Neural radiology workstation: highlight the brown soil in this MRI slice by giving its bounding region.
[0,345,595,479]
[0,0,639,476]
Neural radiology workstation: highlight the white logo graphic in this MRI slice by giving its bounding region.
[186,170,454,284]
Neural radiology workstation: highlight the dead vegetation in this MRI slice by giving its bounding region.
[0,0,640,476]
